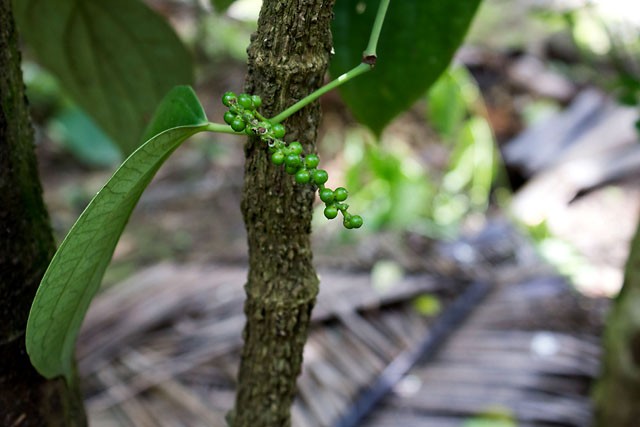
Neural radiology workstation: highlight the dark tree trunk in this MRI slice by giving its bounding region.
[0,0,86,424]
[594,217,640,427]
[231,0,335,425]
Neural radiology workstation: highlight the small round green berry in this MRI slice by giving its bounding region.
[285,164,299,175]
[272,123,286,139]
[295,169,311,184]
[319,188,335,204]
[271,151,285,165]
[324,205,338,219]
[223,111,236,125]
[231,116,246,132]
[222,92,237,107]
[288,142,303,155]
[285,154,301,169]
[251,95,262,109]
[334,187,348,202]
[349,215,363,229]
[245,126,255,136]
[237,94,253,109]
[305,154,320,169]
[312,169,329,185]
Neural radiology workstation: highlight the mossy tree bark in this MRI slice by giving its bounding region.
[0,0,86,425]
[232,0,335,425]
[594,218,640,427]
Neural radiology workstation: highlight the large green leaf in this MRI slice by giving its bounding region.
[331,0,482,135]
[13,0,194,155]
[210,0,236,13]
[26,86,209,382]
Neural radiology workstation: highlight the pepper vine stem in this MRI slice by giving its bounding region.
[364,0,390,58]
[205,122,242,134]
[270,63,370,124]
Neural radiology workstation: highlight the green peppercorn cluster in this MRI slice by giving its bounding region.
[222,91,363,229]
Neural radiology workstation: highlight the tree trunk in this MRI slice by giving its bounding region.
[231,0,335,425]
[593,217,640,427]
[0,0,87,425]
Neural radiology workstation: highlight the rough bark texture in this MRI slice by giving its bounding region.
[0,0,87,424]
[232,0,335,425]
[594,218,640,427]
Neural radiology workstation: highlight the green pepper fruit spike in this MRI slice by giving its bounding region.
[295,169,311,184]
[273,123,286,139]
[223,111,236,125]
[319,188,335,204]
[324,205,338,219]
[349,215,363,229]
[231,116,246,132]
[334,187,348,202]
[271,151,285,165]
[251,95,262,109]
[312,169,329,185]
[288,141,303,155]
[285,153,302,169]
[305,154,320,169]
[238,94,254,109]
[222,91,237,107]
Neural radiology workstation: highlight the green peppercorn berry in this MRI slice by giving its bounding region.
[349,215,363,229]
[251,95,262,109]
[245,126,254,136]
[285,164,299,175]
[231,117,246,132]
[271,151,285,165]
[285,153,301,169]
[222,91,237,107]
[223,111,236,125]
[312,169,329,185]
[305,154,320,169]
[288,141,303,155]
[273,123,286,139]
[324,205,338,219]
[334,187,348,202]
[319,188,335,204]
[295,169,311,184]
[237,94,253,109]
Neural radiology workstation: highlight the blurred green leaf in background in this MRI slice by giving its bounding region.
[13,0,194,155]
[331,0,482,135]
[333,65,500,239]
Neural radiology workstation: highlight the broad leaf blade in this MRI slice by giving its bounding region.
[26,86,208,381]
[13,0,194,155]
[331,0,482,135]
[210,0,236,13]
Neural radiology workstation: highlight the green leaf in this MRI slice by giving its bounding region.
[426,68,470,141]
[331,0,482,135]
[50,105,121,168]
[210,0,236,13]
[13,0,194,155]
[26,86,209,382]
